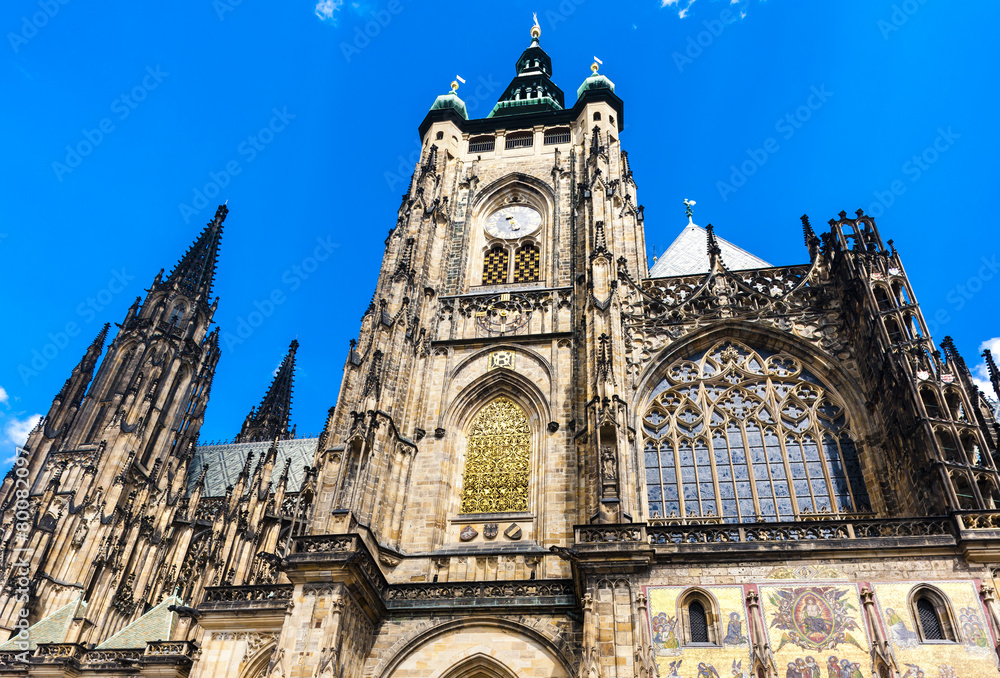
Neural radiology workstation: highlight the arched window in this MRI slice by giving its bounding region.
[910,587,956,642]
[459,398,530,514]
[169,303,186,324]
[874,286,893,311]
[688,600,709,643]
[642,340,870,523]
[921,390,943,419]
[678,589,720,645]
[886,318,906,343]
[483,246,509,285]
[513,243,541,284]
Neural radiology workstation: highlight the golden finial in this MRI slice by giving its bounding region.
[531,13,541,39]
[591,55,603,74]
[451,75,465,92]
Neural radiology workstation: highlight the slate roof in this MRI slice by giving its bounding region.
[187,437,319,497]
[96,595,181,649]
[649,222,771,278]
[0,596,86,650]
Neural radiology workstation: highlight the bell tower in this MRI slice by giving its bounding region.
[308,19,643,573]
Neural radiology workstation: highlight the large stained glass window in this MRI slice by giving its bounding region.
[642,340,870,523]
[460,398,530,514]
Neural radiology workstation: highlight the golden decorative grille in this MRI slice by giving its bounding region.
[642,340,870,523]
[459,398,530,514]
[483,246,509,285]
[512,244,540,283]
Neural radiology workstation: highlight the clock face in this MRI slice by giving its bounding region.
[484,205,541,239]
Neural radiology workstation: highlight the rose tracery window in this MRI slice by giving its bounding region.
[459,398,530,514]
[642,341,870,523]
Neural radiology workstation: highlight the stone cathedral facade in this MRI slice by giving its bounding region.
[3,24,1000,678]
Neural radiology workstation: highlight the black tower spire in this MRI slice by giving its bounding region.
[236,340,299,443]
[490,17,565,118]
[167,204,227,301]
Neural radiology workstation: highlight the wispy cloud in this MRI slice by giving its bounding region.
[972,337,1000,402]
[661,0,760,19]
[315,0,345,22]
[0,384,42,466]
[661,0,699,19]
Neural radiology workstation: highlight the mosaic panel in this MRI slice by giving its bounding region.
[872,581,999,678]
[646,585,752,677]
[758,583,871,678]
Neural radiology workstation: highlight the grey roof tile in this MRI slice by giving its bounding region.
[649,222,770,278]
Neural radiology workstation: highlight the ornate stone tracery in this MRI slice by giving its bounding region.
[459,398,531,514]
[642,339,871,523]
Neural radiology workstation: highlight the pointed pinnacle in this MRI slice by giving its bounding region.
[91,323,111,351]
[167,205,228,301]
[983,349,1000,396]
[705,223,722,259]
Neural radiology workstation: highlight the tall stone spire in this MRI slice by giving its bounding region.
[236,340,299,443]
[167,204,227,301]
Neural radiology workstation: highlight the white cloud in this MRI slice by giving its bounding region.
[5,413,41,449]
[972,337,1000,401]
[0,386,7,404]
[314,0,344,21]
[661,0,697,18]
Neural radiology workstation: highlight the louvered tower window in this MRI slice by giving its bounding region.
[482,246,509,285]
[513,244,540,283]
[917,597,944,640]
[688,600,709,643]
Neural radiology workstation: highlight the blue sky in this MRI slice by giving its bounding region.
[2,0,998,460]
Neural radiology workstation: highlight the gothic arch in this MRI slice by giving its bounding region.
[441,370,551,525]
[370,617,573,678]
[632,322,870,436]
[469,173,555,216]
[240,638,278,678]
[439,652,519,678]
[632,324,878,523]
[448,343,553,391]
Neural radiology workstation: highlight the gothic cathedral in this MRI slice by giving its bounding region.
[3,23,1000,678]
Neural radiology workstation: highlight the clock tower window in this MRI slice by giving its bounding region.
[483,245,509,285]
[513,243,541,283]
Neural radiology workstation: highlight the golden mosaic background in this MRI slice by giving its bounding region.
[758,583,871,678]
[645,585,752,677]
[872,580,999,678]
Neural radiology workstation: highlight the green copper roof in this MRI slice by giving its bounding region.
[97,594,182,649]
[0,596,86,650]
[429,92,468,120]
[576,73,615,99]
